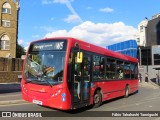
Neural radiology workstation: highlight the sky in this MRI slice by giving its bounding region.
[18,0,160,50]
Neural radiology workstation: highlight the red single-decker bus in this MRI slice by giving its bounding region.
[21,37,138,110]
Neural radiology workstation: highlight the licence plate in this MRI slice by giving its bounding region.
[32,99,43,105]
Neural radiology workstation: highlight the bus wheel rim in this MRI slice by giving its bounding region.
[94,94,100,104]
[126,88,129,96]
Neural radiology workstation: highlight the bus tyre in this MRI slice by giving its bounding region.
[93,90,102,108]
[135,90,138,94]
[124,86,130,98]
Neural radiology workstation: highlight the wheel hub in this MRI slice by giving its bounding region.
[94,94,100,103]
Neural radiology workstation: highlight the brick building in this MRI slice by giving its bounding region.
[0,0,20,58]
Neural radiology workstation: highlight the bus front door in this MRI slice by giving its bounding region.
[72,53,91,109]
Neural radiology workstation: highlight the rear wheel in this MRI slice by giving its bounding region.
[93,90,102,108]
[124,86,130,98]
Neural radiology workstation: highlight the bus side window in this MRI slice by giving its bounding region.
[93,55,105,81]
[131,63,137,79]
[106,58,116,80]
[116,60,124,79]
[134,64,138,79]
[100,57,105,79]
[124,62,131,79]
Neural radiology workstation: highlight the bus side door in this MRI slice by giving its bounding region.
[72,52,91,108]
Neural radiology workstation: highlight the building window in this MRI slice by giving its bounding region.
[137,38,140,44]
[0,35,10,50]
[2,3,11,14]
[2,20,11,27]
[141,48,151,65]
[140,25,143,32]
[154,54,160,65]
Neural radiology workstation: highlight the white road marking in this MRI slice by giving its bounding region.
[0,94,21,98]
[0,102,32,107]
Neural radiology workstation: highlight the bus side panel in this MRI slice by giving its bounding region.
[129,79,138,93]
[102,81,126,100]
[91,80,138,103]
[90,81,126,102]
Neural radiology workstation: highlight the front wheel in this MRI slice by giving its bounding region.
[93,90,102,108]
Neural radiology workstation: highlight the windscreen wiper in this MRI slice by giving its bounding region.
[43,76,52,88]
[25,80,32,84]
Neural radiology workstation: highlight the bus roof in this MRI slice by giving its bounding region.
[30,37,138,63]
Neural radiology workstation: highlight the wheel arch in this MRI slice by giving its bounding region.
[125,84,130,91]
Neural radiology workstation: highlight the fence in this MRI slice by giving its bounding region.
[0,57,23,83]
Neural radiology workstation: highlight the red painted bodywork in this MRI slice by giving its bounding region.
[21,37,138,110]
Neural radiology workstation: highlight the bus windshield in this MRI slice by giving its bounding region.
[24,40,67,86]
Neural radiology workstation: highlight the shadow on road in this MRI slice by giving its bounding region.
[0,83,21,94]
[0,89,21,94]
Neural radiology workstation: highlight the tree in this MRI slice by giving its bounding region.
[16,44,26,58]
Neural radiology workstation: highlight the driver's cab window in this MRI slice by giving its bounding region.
[27,54,42,74]
[42,54,55,77]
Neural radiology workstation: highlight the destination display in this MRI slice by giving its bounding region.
[30,40,67,51]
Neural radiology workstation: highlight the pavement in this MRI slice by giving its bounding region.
[0,81,159,106]
[139,81,160,89]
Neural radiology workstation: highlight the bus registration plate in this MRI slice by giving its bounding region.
[32,99,42,105]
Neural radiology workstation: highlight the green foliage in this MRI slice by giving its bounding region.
[32,55,41,64]
[16,44,26,58]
